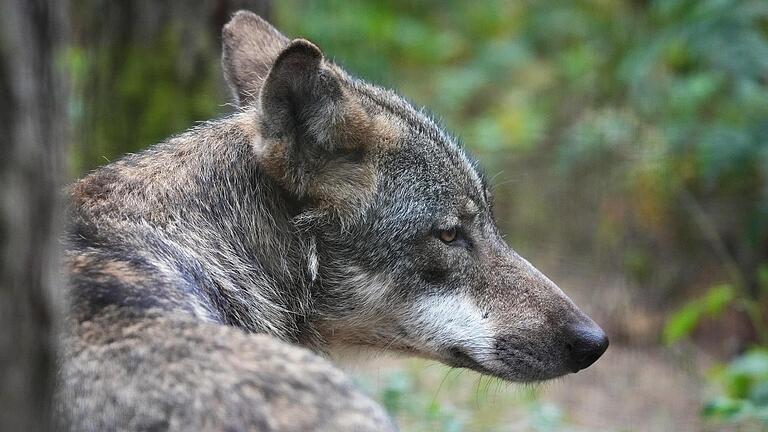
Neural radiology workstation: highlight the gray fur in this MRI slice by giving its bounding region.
[57,11,606,431]
[57,309,392,431]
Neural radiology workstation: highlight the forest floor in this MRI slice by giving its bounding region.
[542,344,706,431]
[350,342,710,432]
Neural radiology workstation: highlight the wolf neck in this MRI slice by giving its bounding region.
[82,111,319,345]
[188,112,320,343]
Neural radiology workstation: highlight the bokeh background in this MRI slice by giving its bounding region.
[65,1,768,430]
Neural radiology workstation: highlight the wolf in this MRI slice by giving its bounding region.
[56,11,608,431]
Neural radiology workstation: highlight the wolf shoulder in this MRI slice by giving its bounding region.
[56,312,396,431]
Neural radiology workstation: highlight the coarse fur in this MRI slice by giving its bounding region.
[56,11,608,431]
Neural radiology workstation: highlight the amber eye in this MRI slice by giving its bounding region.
[438,227,458,243]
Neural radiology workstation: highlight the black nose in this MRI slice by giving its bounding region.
[565,323,609,372]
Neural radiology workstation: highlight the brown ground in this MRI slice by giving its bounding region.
[351,342,712,432]
[545,344,706,431]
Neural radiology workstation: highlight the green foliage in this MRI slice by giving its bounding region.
[704,349,768,426]
[355,363,582,432]
[663,283,735,344]
[526,398,567,432]
[371,369,464,432]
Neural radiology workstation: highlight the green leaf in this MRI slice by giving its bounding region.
[663,302,704,345]
[663,283,735,344]
[702,396,746,419]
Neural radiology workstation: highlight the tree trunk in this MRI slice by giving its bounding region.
[0,0,67,430]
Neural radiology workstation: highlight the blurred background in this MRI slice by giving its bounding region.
[63,0,768,430]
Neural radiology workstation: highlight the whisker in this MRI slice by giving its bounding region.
[430,367,456,408]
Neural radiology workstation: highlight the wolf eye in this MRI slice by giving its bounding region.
[437,227,458,243]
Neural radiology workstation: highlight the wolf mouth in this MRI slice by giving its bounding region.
[446,346,493,374]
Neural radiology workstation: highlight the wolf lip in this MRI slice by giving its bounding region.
[447,347,488,372]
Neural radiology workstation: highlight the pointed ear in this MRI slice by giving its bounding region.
[257,40,401,208]
[261,39,386,151]
[259,39,339,148]
[222,11,289,106]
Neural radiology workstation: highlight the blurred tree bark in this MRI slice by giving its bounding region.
[0,0,67,430]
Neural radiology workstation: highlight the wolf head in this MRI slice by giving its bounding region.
[222,12,607,382]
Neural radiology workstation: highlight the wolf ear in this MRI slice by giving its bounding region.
[257,40,397,206]
[259,39,353,152]
[222,11,289,106]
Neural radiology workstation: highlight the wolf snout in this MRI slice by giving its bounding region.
[564,322,609,373]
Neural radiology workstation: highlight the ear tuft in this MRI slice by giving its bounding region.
[222,11,289,107]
